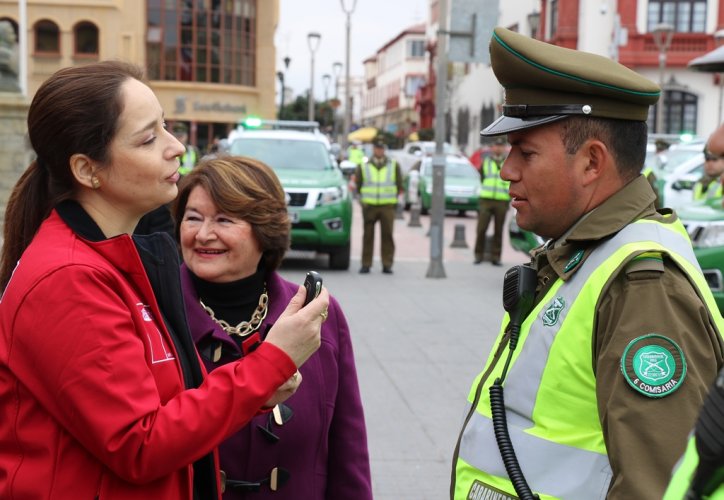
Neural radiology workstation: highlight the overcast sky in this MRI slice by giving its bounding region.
[276,0,428,99]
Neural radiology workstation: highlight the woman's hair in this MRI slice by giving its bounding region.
[0,60,145,289]
[173,155,291,272]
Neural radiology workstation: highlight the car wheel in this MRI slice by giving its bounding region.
[329,241,351,270]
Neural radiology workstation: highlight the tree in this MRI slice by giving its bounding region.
[280,95,333,128]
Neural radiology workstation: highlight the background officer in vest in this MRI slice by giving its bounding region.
[664,125,724,500]
[173,123,199,176]
[474,136,510,266]
[353,136,403,274]
[347,141,365,168]
[693,124,724,202]
[451,27,724,500]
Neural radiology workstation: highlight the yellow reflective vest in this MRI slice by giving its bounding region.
[664,435,724,500]
[480,156,510,201]
[359,160,398,205]
[348,147,365,166]
[452,218,724,500]
[178,147,198,176]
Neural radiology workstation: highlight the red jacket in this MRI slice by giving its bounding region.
[0,207,296,499]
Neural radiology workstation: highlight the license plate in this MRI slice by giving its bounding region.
[288,211,299,223]
[451,197,468,204]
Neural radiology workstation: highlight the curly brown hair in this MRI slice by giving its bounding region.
[173,155,291,271]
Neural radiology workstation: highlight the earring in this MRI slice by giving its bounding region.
[91,176,100,189]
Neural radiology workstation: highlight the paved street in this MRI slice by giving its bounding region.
[279,202,527,499]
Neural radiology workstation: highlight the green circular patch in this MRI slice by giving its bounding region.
[621,334,686,398]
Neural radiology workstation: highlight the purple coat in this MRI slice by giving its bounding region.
[181,265,373,500]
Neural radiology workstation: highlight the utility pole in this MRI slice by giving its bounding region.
[340,0,357,150]
[427,0,449,279]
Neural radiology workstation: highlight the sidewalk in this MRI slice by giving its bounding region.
[280,203,530,499]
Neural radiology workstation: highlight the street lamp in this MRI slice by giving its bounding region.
[322,73,331,102]
[652,22,674,134]
[307,32,321,122]
[332,62,343,141]
[332,61,343,98]
[277,56,291,120]
[340,0,358,150]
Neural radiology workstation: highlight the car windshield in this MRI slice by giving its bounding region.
[230,138,333,170]
[421,159,477,177]
[421,143,457,155]
[662,149,704,174]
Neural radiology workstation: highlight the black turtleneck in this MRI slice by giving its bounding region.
[190,264,266,328]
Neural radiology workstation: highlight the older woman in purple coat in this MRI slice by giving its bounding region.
[173,155,372,500]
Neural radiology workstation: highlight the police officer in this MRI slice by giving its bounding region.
[664,124,724,500]
[173,123,199,175]
[664,367,724,500]
[347,141,365,168]
[474,136,510,266]
[693,124,724,202]
[451,27,724,500]
[354,137,403,274]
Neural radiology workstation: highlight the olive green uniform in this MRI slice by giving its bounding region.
[354,156,404,270]
[521,176,723,498]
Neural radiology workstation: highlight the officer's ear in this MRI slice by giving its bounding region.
[579,139,611,185]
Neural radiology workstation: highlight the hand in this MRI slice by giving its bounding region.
[264,370,302,407]
[264,285,328,367]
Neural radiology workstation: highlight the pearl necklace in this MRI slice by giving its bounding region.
[199,289,269,337]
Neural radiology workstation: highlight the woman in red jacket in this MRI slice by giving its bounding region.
[0,61,328,500]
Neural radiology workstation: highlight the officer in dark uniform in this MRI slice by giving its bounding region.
[353,137,403,274]
[451,27,724,500]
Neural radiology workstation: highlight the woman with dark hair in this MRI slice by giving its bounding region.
[174,155,372,499]
[0,61,327,500]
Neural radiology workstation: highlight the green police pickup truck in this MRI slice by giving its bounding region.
[677,198,724,312]
[227,121,352,270]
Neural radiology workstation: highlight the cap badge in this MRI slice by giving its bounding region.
[621,334,686,398]
[582,105,592,114]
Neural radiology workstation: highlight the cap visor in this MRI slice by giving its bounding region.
[481,114,568,136]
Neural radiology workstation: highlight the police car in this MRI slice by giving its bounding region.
[227,119,352,269]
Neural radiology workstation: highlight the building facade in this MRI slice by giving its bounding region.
[422,0,724,154]
[360,23,427,139]
[0,0,279,153]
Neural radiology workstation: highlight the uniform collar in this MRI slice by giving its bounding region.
[542,175,657,281]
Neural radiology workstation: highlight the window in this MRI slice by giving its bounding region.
[649,90,698,134]
[404,75,425,97]
[34,19,59,54]
[407,39,425,59]
[665,90,698,134]
[74,21,99,56]
[549,0,558,37]
[146,0,256,85]
[480,102,496,132]
[647,0,706,32]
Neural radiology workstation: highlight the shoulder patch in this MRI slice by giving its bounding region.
[621,334,686,398]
